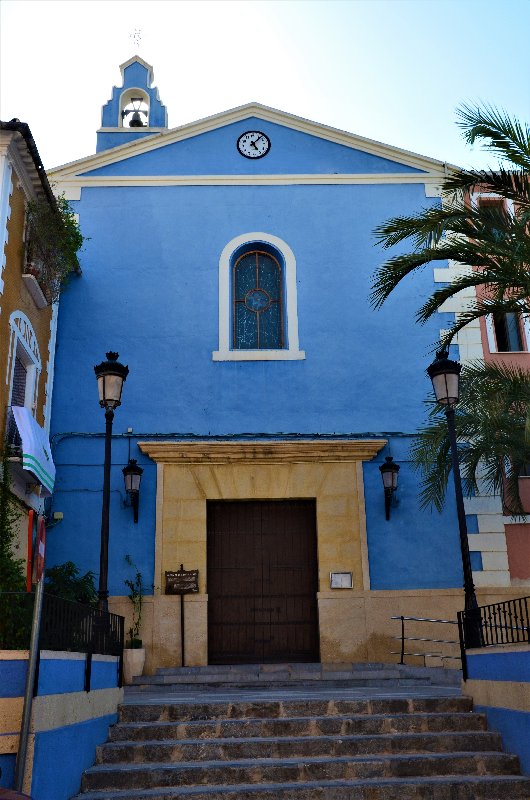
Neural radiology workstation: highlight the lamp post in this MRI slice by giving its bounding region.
[427,351,480,635]
[94,352,129,612]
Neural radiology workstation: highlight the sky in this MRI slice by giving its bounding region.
[1,0,529,171]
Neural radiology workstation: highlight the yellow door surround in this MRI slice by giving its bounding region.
[137,439,386,666]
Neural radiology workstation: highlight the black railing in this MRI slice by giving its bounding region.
[458,596,530,680]
[40,593,124,655]
[5,405,22,455]
[391,615,461,668]
[0,592,124,691]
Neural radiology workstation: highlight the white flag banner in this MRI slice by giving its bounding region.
[12,406,55,495]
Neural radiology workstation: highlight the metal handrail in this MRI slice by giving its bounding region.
[391,615,458,625]
[390,614,461,668]
[458,596,530,679]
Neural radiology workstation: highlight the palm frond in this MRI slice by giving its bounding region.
[438,297,530,349]
[456,103,530,170]
[370,250,440,309]
[373,204,466,250]
[412,362,530,514]
[442,166,530,209]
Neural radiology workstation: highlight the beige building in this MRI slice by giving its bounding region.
[0,120,59,566]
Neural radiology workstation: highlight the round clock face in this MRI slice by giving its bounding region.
[237,131,271,159]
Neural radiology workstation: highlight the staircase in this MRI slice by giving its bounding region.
[125,662,461,693]
[73,664,530,799]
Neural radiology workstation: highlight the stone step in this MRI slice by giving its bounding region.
[118,696,473,724]
[153,663,460,682]
[81,752,519,792]
[126,678,434,693]
[97,731,503,764]
[129,664,461,690]
[109,711,487,742]
[154,662,394,675]
[143,671,403,684]
[70,774,530,800]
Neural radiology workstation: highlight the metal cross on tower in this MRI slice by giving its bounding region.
[130,28,142,51]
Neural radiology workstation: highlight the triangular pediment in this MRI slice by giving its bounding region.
[50,103,454,182]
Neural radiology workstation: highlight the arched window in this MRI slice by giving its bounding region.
[213,232,305,361]
[6,311,42,450]
[7,311,41,411]
[233,249,283,349]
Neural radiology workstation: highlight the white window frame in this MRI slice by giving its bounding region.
[473,193,528,354]
[212,232,305,361]
[6,311,41,413]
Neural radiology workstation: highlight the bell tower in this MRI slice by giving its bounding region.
[97,56,168,152]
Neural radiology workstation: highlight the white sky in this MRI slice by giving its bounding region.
[1,0,529,171]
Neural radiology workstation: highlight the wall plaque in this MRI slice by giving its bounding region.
[330,571,353,589]
[165,564,199,595]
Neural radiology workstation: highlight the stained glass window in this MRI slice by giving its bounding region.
[233,250,284,349]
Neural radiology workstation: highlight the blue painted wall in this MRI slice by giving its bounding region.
[0,655,121,796]
[96,130,161,151]
[31,714,117,800]
[467,648,530,775]
[0,660,27,697]
[475,706,530,775]
[88,118,425,176]
[365,437,463,589]
[50,96,464,595]
[0,754,16,789]
[467,650,530,684]
[49,435,156,597]
[36,655,120,695]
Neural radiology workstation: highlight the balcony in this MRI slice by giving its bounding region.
[5,405,22,456]
[4,406,55,498]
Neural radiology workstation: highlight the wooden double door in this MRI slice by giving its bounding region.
[207,499,319,664]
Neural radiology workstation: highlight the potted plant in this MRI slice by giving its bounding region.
[23,195,85,304]
[123,555,145,684]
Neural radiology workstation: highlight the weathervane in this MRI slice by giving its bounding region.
[130,28,142,51]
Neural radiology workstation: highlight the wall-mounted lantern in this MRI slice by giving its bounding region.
[379,456,400,521]
[122,458,143,523]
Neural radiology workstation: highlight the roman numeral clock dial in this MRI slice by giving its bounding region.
[237,131,271,159]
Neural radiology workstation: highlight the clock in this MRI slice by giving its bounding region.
[237,131,271,159]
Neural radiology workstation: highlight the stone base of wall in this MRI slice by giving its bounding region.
[110,587,526,672]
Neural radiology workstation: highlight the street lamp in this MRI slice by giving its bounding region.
[94,352,129,612]
[123,458,143,523]
[427,350,480,640]
[379,456,400,520]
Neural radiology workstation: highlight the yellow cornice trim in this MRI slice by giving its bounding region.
[137,439,387,464]
[54,173,442,189]
[49,102,456,179]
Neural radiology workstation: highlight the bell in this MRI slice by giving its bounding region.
[129,111,145,128]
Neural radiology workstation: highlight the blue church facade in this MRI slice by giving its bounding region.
[47,58,518,670]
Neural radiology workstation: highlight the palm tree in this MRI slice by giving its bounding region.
[371,105,530,348]
[413,361,530,514]
[371,105,530,512]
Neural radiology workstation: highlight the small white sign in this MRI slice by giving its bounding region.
[330,572,353,589]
